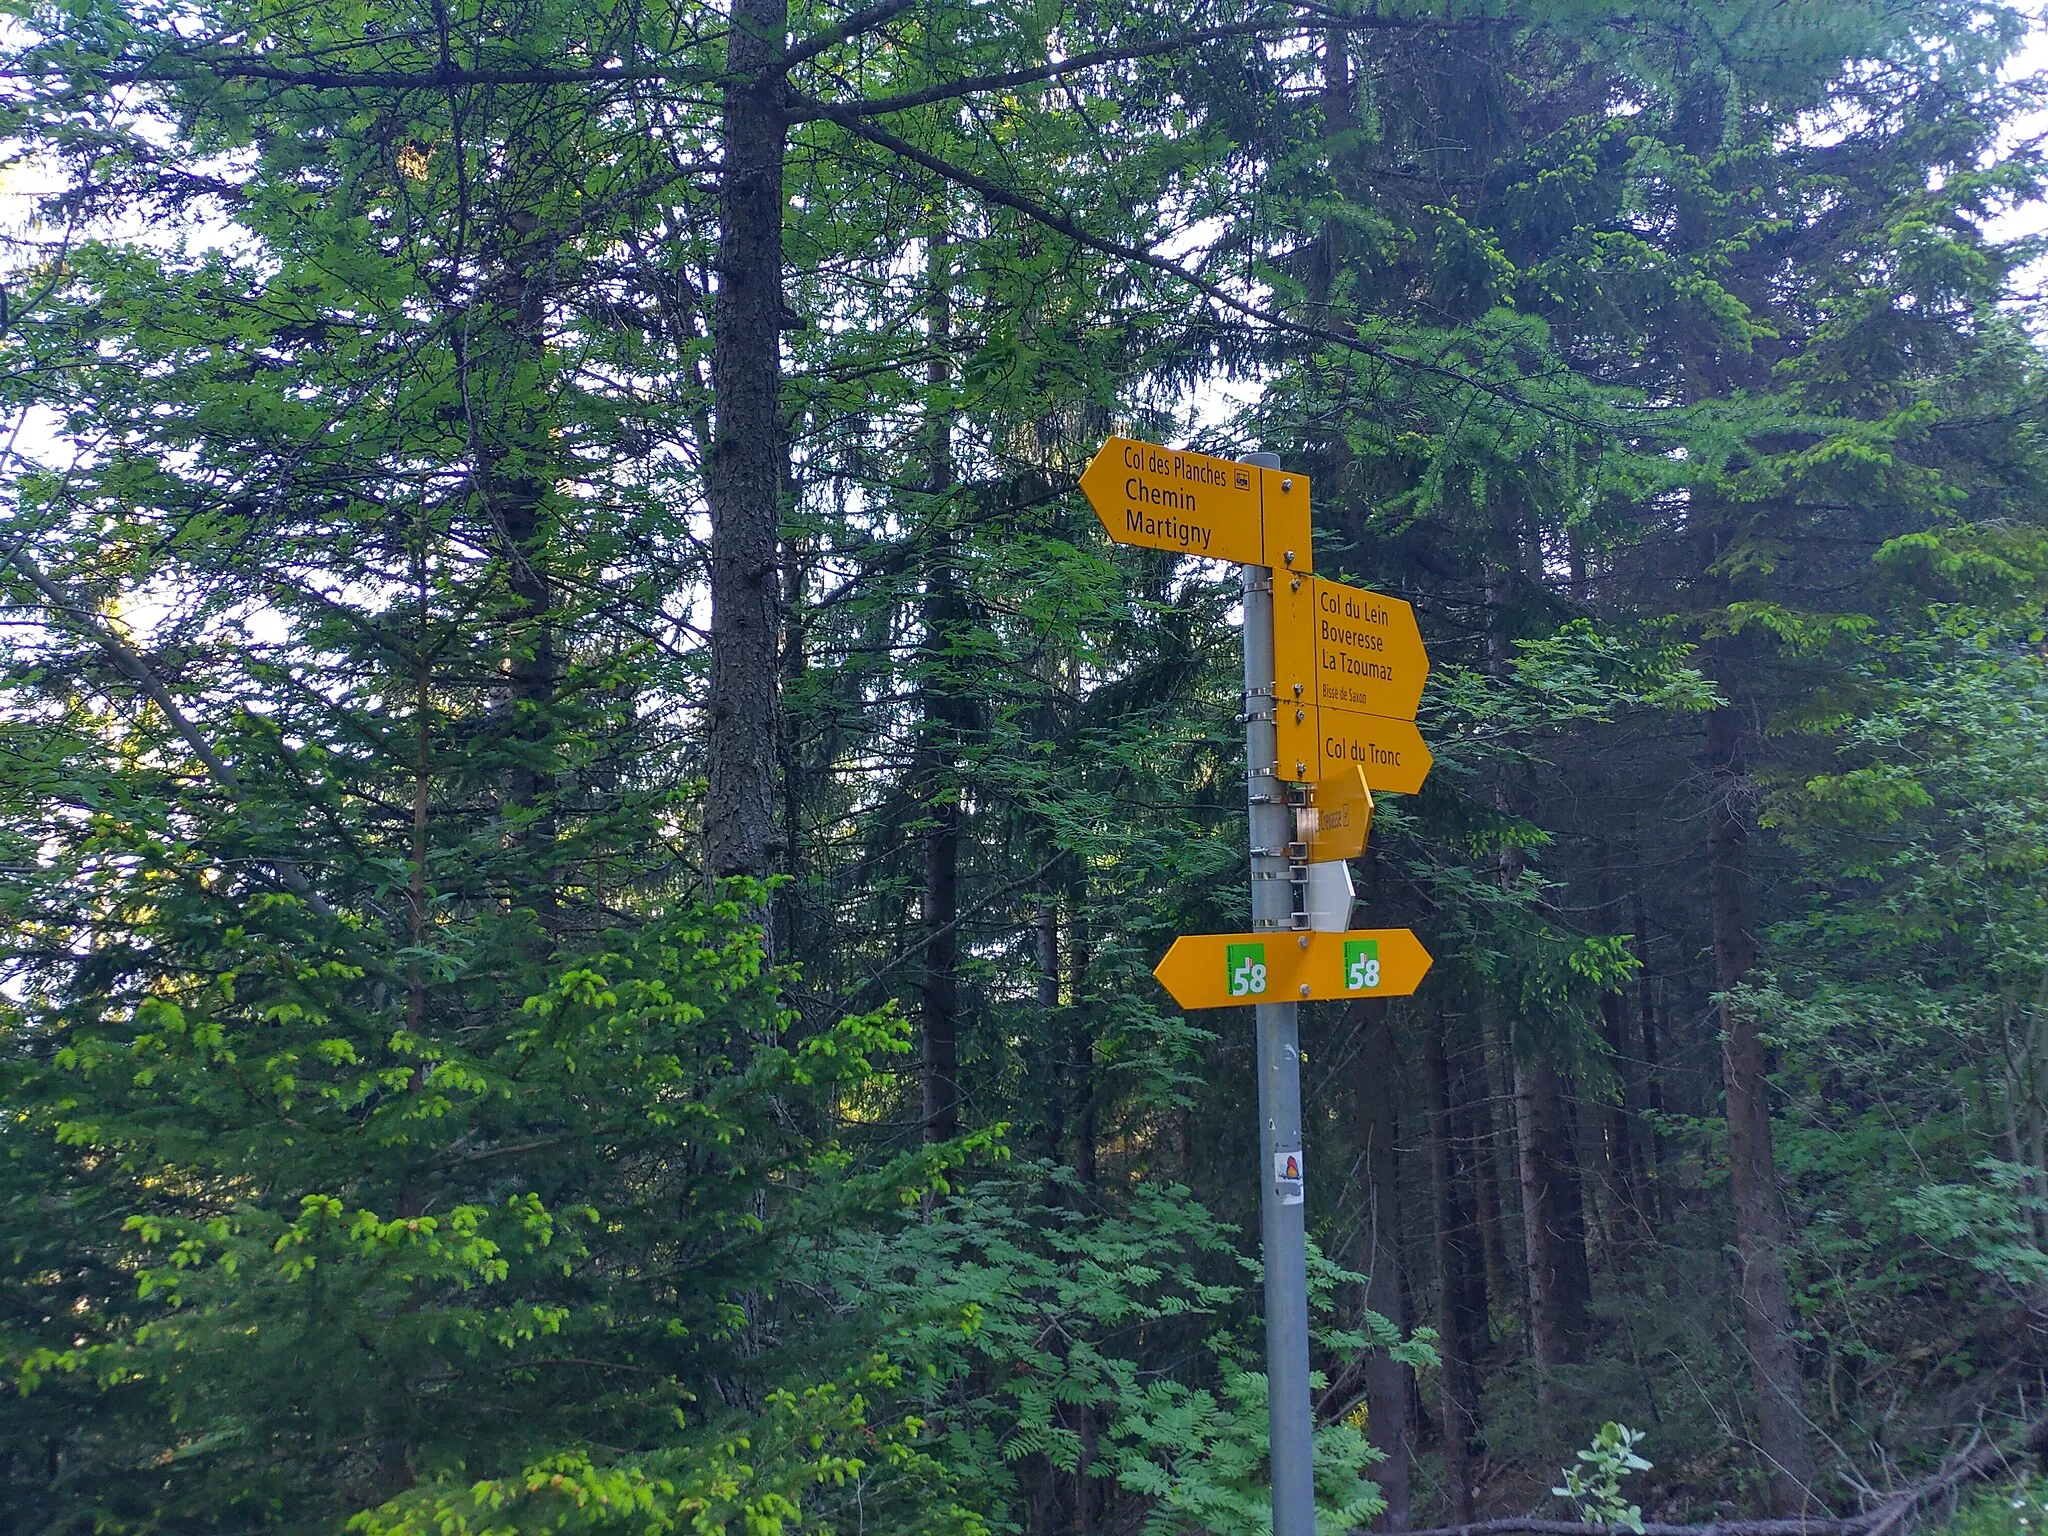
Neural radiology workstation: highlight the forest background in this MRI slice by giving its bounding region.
[5,0,2048,1533]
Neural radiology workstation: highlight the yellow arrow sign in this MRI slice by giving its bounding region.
[1273,575,1433,793]
[1306,709,1433,795]
[1080,437,1313,571]
[1276,699,1433,795]
[1153,928,1433,1009]
[1081,437,1261,563]
[1276,576,1428,718]
[1299,765,1373,863]
[1304,578,1429,721]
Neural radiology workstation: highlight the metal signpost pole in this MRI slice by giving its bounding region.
[1241,452,1316,1536]
[1082,429,1433,1531]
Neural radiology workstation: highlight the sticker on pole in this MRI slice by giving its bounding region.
[1343,938,1382,991]
[1225,942,1269,998]
[1274,1148,1305,1205]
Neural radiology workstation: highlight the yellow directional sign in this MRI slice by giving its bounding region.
[1273,577,1432,793]
[1153,927,1433,1009]
[1299,765,1373,864]
[1291,928,1433,1002]
[1276,577,1428,724]
[1301,578,1429,722]
[1306,710,1433,796]
[1081,437,1262,563]
[1276,689,1433,793]
[1080,437,1313,572]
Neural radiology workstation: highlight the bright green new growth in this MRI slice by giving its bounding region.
[1931,1479,2048,1536]
[1554,1423,1654,1534]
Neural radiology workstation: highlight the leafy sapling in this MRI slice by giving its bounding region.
[1554,1422,1653,1533]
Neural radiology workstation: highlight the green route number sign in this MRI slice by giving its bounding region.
[1343,938,1382,991]
[1227,942,1269,998]
[1155,929,1432,1008]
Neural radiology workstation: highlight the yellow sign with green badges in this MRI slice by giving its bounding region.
[1153,929,1433,1009]
[1082,433,1435,1018]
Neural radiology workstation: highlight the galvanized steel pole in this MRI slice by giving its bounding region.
[1241,450,1316,1536]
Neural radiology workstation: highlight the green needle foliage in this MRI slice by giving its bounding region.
[6,0,2048,1529]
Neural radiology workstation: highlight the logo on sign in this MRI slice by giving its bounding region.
[1226,942,1268,998]
[1344,938,1382,991]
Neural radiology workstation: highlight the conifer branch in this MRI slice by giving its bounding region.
[803,105,1622,435]
[0,534,334,918]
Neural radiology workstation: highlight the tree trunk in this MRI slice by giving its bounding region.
[1513,1044,1592,1400]
[704,0,789,892]
[492,473,556,918]
[774,518,811,967]
[1354,1006,1412,1531]
[1068,871,1096,1189]
[1472,1042,1515,1316]
[1706,700,1818,1513]
[918,241,963,1145]
[1034,875,1066,1163]
[1597,853,1644,1272]
[1077,1407,1102,1535]
[1035,889,1060,1010]
[1487,554,1590,1395]
[1630,837,1664,1227]
[407,558,433,1036]
[1426,1020,1484,1526]
[1598,984,1642,1269]
[465,210,559,933]
[918,790,960,1142]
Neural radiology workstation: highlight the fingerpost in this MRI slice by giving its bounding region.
[1078,435,1436,1536]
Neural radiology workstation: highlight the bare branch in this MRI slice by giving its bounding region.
[783,0,921,69]
[57,5,1483,98]
[82,53,717,92]
[786,21,1294,121]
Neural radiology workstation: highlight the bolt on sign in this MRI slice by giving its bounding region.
[1153,928,1435,1009]
[1080,436,1311,572]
